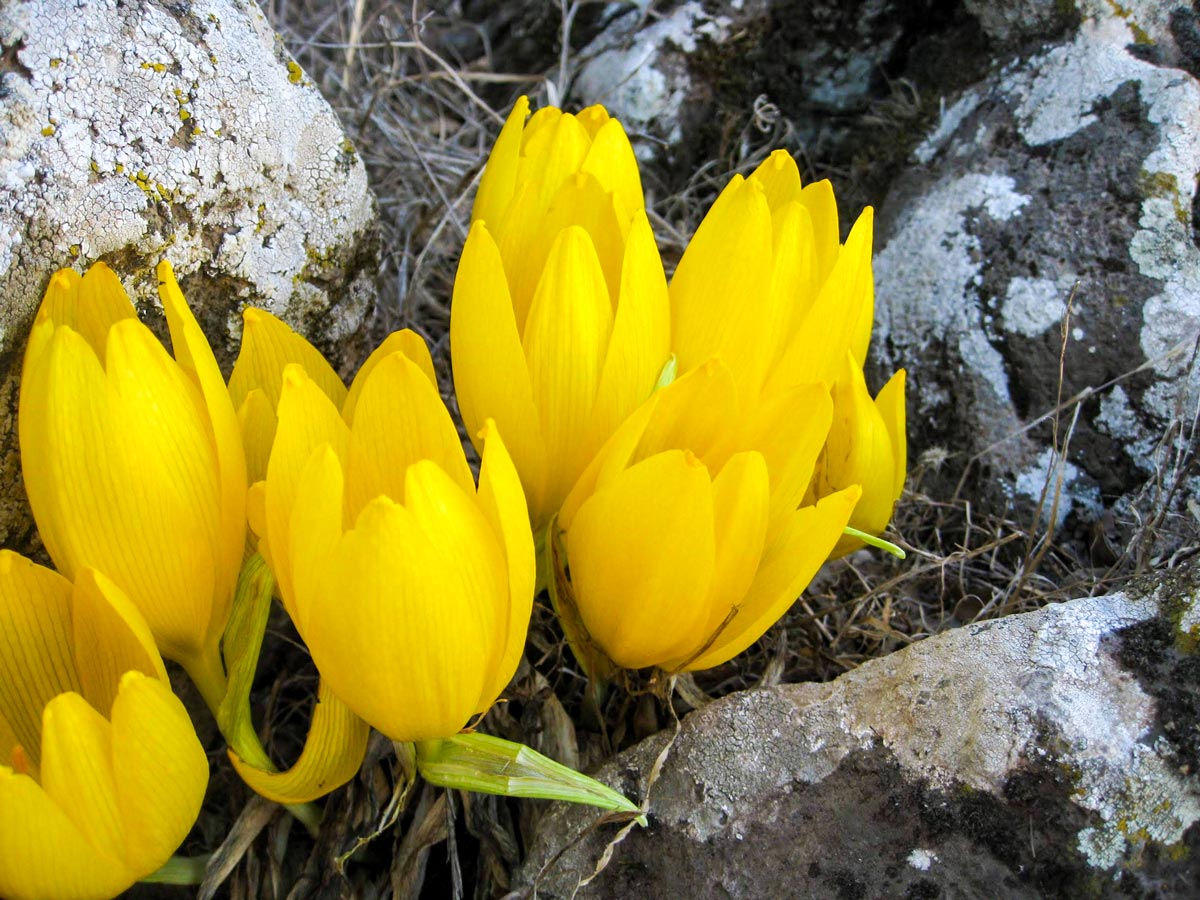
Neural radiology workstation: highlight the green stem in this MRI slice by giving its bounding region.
[141,853,210,885]
[180,641,229,721]
[842,525,907,559]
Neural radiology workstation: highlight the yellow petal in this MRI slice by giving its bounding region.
[246,480,268,540]
[474,422,535,708]
[693,451,771,654]
[229,679,370,804]
[769,207,875,389]
[450,222,546,515]
[686,485,860,671]
[0,767,131,900]
[287,444,346,634]
[522,226,614,522]
[228,306,347,415]
[0,710,18,769]
[581,117,643,227]
[0,552,81,769]
[516,108,591,211]
[799,178,840,285]
[876,368,908,499]
[822,356,896,535]
[72,569,168,717]
[109,671,208,876]
[749,149,801,211]
[636,358,739,467]
[39,692,125,864]
[575,104,610,139]
[472,95,530,228]
[566,451,716,670]
[344,328,438,425]
[345,350,474,522]
[403,461,509,714]
[38,264,138,364]
[303,495,489,741]
[267,365,351,607]
[730,382,832,541]
[763,200,817,368]
[237,387,279,485]
[669,176,775,394]
[587,211,671,459]
[157,260,247,648]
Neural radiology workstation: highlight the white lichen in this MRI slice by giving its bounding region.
[1001,274,1076,338]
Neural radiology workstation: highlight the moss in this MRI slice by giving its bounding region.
[287,60,303,84]
[1137,169,1191,228]
[1107,1,1154,45]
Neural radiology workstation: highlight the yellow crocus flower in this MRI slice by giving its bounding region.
[0,552,208,900]
[555,359,860,674]
[669,150,906,547]
[251,333,534,742]
[19,261,246,711]
[452,97,670,530]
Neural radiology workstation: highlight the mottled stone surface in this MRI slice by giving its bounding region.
[874,0,1200,529]
[515,565,1200,899]
[0,0,378,549]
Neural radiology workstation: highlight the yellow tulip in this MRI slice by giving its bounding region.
[19,261,246,711]
[0,552,208,900]
[669,149,906,546]
[817,356,907,558]
[452,97,670,529]
[254,333,534,741]
[555,359,860,673]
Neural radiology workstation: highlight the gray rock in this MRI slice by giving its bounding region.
[874,1,1200,532]
[0,0,378,549]
[514,564,1200,899]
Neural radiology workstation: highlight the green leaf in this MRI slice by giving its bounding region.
[416,733,645,824]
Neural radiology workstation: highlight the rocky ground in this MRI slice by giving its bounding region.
[2,0,1198,897]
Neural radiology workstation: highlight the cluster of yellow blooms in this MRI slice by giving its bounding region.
[0,98,904,899]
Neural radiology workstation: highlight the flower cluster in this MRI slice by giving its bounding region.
[6,95,904,899]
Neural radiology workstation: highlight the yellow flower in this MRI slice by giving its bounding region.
[0,552,208,900]
[818,356,907,558]
[555,359,860,673]
[669,149,906,546]
[452,97,670,529]
[19,261,246,710]
[255,333,534,741]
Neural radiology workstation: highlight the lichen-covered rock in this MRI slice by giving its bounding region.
[515,565,1200,899]
[0,0,378,549]
[875,0,1200,532]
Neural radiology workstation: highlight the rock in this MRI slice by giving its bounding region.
[514,564,1200,899]
[874,0,1200,536]
[0,0,378,549]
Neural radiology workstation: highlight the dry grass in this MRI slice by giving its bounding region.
[131,2,1200,898]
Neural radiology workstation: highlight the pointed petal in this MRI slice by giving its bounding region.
[566,451,716,670]
[287,444,346,634]
[522,226,614,520]
[581,118,643,226]
[696,451,771,648]
[472,95,530,227]
[109,671,208,876]
[0,767,131,900]
[450,222,546,516]
[669,176,775,393]
[516,109,591,211]
[588,212,671,458]
[267,365,351,607]
[769,207,875,389]
[636,358,740,466]
[158,260,247,647]
[688,486,859,671]
[303,495,488,741]
[345,350,474,522]
[72,569,168,717]
[876,368,908,499]
[575,104,610,138]
[59,264,138,363]
[344,328,438,425]
[228,307,346,415]
[474,422,535,708]
[38,692,125,864]
[237,387,279,486]
[799,178,840,285]
[230,679,370,804]
[749,149,801,211]
[0,552,81,768]
[763,201,817,368]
